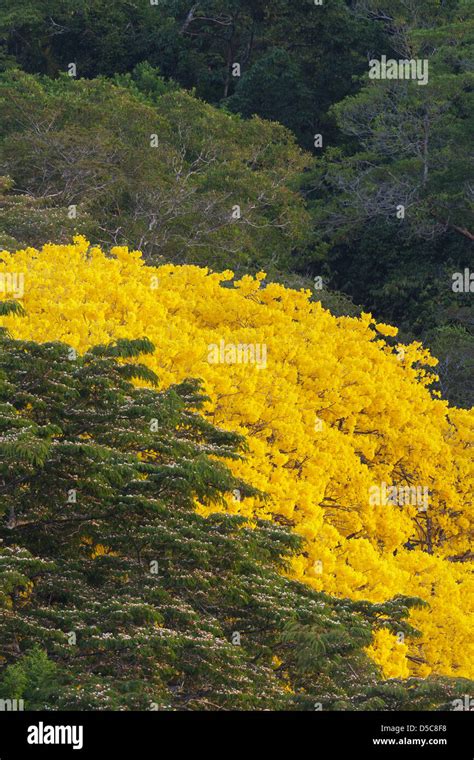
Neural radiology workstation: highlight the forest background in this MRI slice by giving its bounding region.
[1,0,473,406]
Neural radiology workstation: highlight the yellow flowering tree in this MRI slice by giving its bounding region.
[1,237,472,679]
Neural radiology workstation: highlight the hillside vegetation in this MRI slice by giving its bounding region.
[1,238,472,684]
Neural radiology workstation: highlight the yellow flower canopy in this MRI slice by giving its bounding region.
[1,237,472,679]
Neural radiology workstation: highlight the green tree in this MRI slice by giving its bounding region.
[0,647,59,709]
[308,0,474,245]
[0,0,167,77]
[225,48,314,145]
[0,69,311,272]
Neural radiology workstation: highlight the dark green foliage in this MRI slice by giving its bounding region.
[0,0,168,79]
[0,0,381,140]
[0,646,59,709]
[0,333,470,710]
[425,324,474,409]
[225,48,315,146]
[0,300,25,319]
